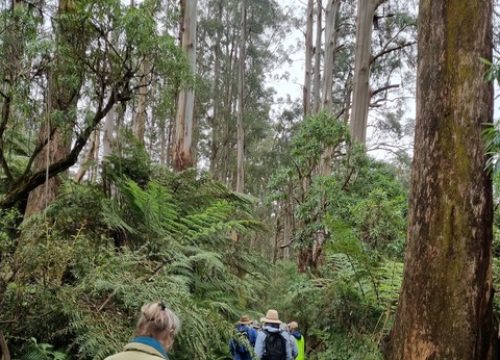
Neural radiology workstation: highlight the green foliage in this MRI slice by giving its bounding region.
[0,167,269,360]
[24,338,68,360]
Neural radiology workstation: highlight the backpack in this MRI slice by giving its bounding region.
[262,330,286,360]
[235,329,251,355]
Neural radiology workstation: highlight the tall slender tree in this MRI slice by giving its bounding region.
[312,0,322,113]
[321,0,340,110]
[384,1,496,359]
[349,0,386,146]
[173,0,198,171]
[236,0,247,193]
[303,0,314,116]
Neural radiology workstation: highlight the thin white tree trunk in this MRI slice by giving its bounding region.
[173,0,197,171]
[75,129,99,183]
[303,0,314,116]
[236,0,246,193]
[349,0,386,146]
[102,106,116,159]
[321,0,340,110]
[312,0,322,113]
[209,0,223,176]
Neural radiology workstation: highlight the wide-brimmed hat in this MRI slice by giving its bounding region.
[262,309,281,324]
[237,315,252,325]
[288,321,298,330]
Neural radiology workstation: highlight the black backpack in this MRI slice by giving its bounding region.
[262,330,286,360]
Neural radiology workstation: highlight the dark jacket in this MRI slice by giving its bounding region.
[229,324,258,360]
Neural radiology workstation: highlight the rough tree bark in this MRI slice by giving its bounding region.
[303,0,314,116]
[384,1,495,359]
[349,0,386,146]
[236,0,246,193]
[173,0,197,171]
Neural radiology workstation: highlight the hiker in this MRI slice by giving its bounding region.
[252,320,262,331]
[104,301,180,360]
[288,321,305,360]
[229,315,258,360]
[254,309,294,360]
[281,323,298,359]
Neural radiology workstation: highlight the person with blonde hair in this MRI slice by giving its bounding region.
[105,301,180,360]
[288,321,304,360]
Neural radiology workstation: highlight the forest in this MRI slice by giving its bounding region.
[0,0,499,359]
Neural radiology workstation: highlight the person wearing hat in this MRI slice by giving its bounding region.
[254,309,294,360]
[288,321,305,360]
[229,315,257,360]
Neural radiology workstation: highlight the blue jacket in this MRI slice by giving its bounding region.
[254,325,293,360]
[229,324,258,360]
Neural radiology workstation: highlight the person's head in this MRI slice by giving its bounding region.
[288,321,298,332]
[135,302,180,351]
[251,320,261,330]
[262,309,282,328]
[237,314,253,327]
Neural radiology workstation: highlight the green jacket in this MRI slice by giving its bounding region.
[292,332,305,360]
[104,341,168,360]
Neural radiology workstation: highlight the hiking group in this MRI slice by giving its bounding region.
[229,309,305,360]
[102,302,304,360]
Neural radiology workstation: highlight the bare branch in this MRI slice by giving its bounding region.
[371,84,399,98]
[371,41,416,65]
[1,87,120,209]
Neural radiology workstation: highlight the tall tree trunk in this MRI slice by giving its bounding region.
[343,70,352,124]
[384,1,495,359]
[236,0,246,193]
[75,129,100,183]
[173,0,197,171]
[0,0,25,185]
[312,0,322,114]
[25,0,85,217]
[303,0,314,116]
[132,61,148,146]
[209,0,223,177]
[321,0,340,110]
[159,118,167,165]
[349,0,385,146]
[102,107,116,160]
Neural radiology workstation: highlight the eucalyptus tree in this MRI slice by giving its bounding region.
[349,0,387,146]
[196,0,288,191]
[0,0,185,212]
[303,0,314,116]
[236,0,247,193]
[349,0,416,148]
[385,1,496,358]
[173,0,198,171]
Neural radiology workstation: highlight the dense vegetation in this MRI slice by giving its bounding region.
[1,112,407,359]
[1,0,500,359]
